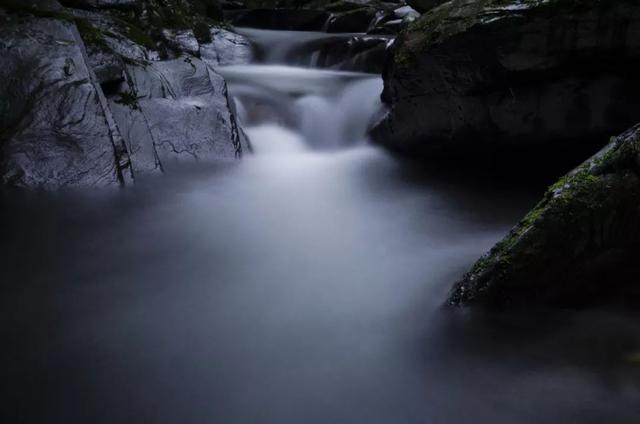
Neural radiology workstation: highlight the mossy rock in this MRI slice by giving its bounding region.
[450,123,640,308]
[394,0,600,69]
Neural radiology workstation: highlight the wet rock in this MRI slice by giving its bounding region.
[227,0,398,32]
[109,56,243,174]
[200,28,252,66]
[162,28,200,57]
[88,48,125,84]
[325,8,377,33]
[394,5,418,18]
[230,9,330,31]
[1,2,246,188]
[374,0,640,170]
[0,15,131,188]
[289,35,390,73]
[406,0,446,13]
[450,123,640,308]
[59,0,137,10]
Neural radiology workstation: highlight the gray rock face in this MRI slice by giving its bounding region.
[111,56,243,174]
[162,29,200,57]
[450,123,640,308]
[0,3,249,188]
[374,0,640,168]
[0,16,131,188]
[200,28,252,67]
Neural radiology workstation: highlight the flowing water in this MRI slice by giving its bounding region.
[1,29,640,424]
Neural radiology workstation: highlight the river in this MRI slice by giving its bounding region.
[1,27,639,423]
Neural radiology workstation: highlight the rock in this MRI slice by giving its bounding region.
[230,9,331,31]
[381,18,402,31]
[406,0,446,13]
[325,8,377,33]
[226,0,398,31]
[200,28,252,66]
[400,10,419,27]
[109,56,243,174]
[87,48,125,84]
[394,5,418,18]
[0,3,247,188]
[289,35,390,73]
[0,15,132,188]
[96,0,138,9]
[374,0,640,172]
[59,0,137,10]
[450,123,640,308]
[162,28,200,57]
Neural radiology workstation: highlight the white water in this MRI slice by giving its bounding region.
[219,65,383,150]
[235,27,392,69]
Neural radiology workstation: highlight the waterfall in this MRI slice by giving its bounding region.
[217,30,385,154]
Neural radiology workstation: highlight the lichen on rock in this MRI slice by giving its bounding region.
[450,123,640,308]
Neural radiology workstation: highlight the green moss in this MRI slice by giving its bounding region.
[75,18,111,52]
[193,21,212,44]
[393,0,593,70]
[124,24,156,49]
[627,352,640,365]
[114,89,139,110]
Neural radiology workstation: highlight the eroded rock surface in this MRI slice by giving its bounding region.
[110,56,243,174]
[0,15,131,188]
[450,124,640,308]
[0,1,247,188]
[200,28,252,66]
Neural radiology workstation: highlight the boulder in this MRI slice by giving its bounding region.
[200,28,253,66]
[59,0,138,10]
[109,56,244,174]
[450,123,640,308]
[325,8,377,33]
[226,0,398,31]
[406,0,446,13]
[162,28,201,56]
[374,0,640,171]
[288,35,390,73]
[0,15,132,188]
[229,9,330,31]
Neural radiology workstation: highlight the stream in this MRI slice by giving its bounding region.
[1,27,639,423]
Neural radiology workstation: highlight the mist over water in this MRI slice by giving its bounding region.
[2,26,640,424]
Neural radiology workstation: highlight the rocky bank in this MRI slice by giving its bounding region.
[372,0,640,308]
[0,0,251,188]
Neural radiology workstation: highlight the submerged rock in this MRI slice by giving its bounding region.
[0,15,131,188]
[374,0,640,169]
[450,124,640,308]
